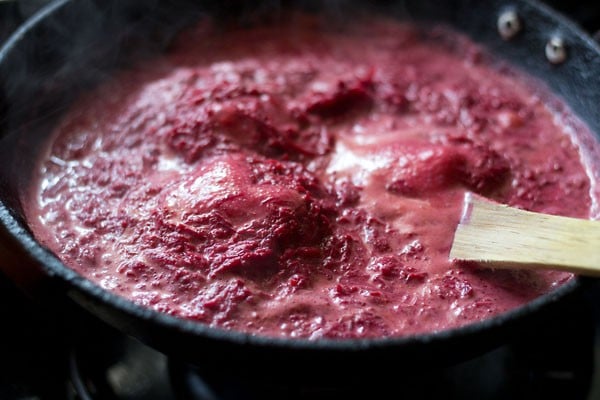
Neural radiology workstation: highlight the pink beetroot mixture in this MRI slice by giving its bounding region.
[26,17,596,339]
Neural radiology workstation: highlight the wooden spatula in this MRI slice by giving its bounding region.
[449,193,600,276]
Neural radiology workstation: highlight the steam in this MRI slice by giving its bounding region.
[0,0,416,152]
[0,0,420,130]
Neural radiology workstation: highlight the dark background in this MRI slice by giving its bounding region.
[1,1,600,46]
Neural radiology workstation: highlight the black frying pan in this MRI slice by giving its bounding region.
[0,0,599,386]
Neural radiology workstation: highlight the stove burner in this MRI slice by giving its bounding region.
[67,328,177,400]
[65,294,595,400]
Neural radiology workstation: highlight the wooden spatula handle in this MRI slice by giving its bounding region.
[450,193,600,276]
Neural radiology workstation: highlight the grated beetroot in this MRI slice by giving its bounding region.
[26,16,597,339]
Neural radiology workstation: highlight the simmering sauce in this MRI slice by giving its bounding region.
[26,17,597,339]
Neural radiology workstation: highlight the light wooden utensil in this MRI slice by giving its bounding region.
[449,193,600,276]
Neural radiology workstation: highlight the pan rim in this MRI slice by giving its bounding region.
[0,0,592,352]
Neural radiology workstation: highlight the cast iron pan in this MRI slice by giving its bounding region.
[0,0,599,385]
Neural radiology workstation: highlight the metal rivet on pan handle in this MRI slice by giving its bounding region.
[497,10,522,40]
[545,36,567,64]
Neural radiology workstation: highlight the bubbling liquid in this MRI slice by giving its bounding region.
[26,16,597,339]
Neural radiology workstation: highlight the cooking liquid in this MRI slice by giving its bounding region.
[26,17,597,339]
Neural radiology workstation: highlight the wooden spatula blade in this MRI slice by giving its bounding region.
[450,193,600,276]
